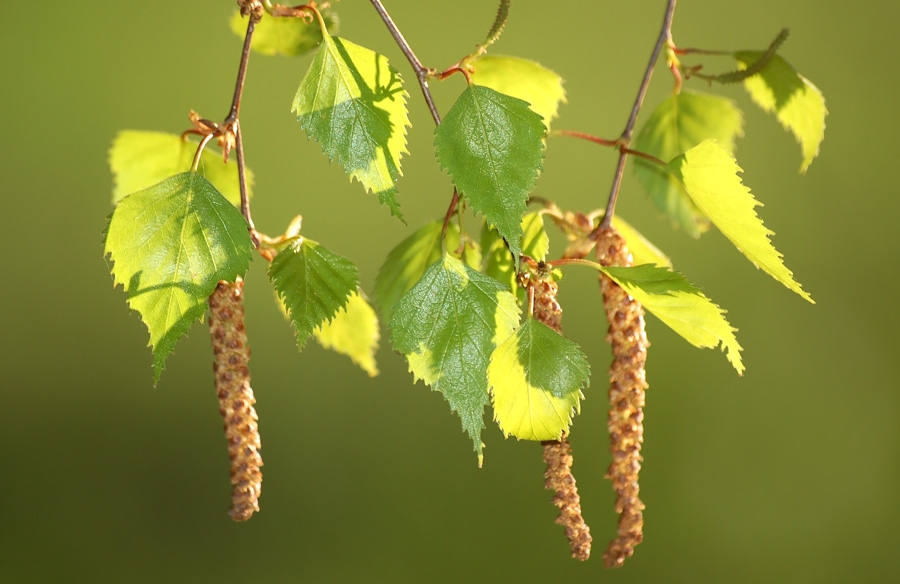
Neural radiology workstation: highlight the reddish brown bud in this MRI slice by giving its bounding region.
[208,278,263,521]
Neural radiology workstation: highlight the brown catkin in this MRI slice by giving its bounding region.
[208,277,263,521]
[533,276,592,561]
[595,225,649,567]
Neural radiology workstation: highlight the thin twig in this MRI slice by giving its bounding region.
[228,12,261,245]
[369,0,442,126]
[597,0,677,232]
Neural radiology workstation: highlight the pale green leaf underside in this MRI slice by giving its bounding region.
[293,33,409,217]
[229,9,337,57]
[633,89,744,237]
[390,254,520,459]
[374,220,466,323]
[269,238,359,350]
[314,290,379,377]
[104,173,253,382]
[613,215,673,268]
[489,318,587,441]
[601,264,744,374]
[435,85,546,259]
[735,52,827,173]
[482,211,550,291]
[471,55,566,128]
[109,131,253,207]
[671,140,813,303]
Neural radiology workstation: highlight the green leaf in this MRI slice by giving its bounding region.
[434,85,545,259]
[390,254,520,461]
[292,33,409,217]
[109,131,253,207]
[482,211,550,290]
[471,55,566,128]
[314,290,379,377]
[374,221,465,323]
[612,216,672,268]
[735,52,827,173]
[104,173,253,382]
[600,264,744,374]
[632,89,744,236]
[670,139,813,303]
[269,238,359,350]
[229,9,338,57]
[488,317,588,441]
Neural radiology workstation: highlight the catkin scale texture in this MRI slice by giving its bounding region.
[595,226,648,568]
[208,278,263,521]
[534,277,592,561]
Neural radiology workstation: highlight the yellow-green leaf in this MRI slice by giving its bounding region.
[471,55,566,128]
[314,290,379,377]
[613,216,672,268]
[670,140,813,303]
[390,254,520,460]
[488,318,587,441]
[229,9,337,57]
[735,52,827,173]
[633,89,744,236]
[109,131,253,207]
[601,264,744,374]
[293,33,409,217]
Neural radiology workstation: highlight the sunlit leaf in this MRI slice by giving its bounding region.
[600,264,744,374]
[269,238,358,350]
[374,220,466,323]
[670,139,813,302]
[613,216,672,268]
[435,85,545,259]
[633,89,744,236]
[735,52,827,172]
[471,55,566,128]
[314,290,379,377]
[104,172,253,382]
[109,131,253,207]
[488,317,588,440]
[229,9,338,57]
[390,254,520,460]
[293,32,409,217]
[482,212,550,290]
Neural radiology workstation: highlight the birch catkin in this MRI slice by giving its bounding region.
[533,275,592,561]
[595,226,649,568]
[208,278,263,521]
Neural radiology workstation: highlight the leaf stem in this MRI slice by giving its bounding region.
[369,0,442,126]
[596,0,677,233]
[547,257,607,273]
[552,130,619,148]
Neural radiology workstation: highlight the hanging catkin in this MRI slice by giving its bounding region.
[533,275,593,561]
[595,225,648,567]
[208,277,263,521]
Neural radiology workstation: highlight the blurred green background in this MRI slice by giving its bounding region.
[2,0,897,581]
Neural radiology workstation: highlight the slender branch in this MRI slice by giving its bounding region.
[597,0,677,232]
[227,13,260,124]
[228,12,261,247]
[369,0,442,126]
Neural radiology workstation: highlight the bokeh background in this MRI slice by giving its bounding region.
[2,0,897,582]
